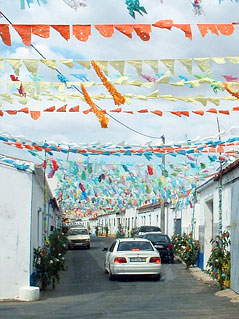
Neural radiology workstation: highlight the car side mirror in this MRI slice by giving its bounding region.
[102,247,108,251]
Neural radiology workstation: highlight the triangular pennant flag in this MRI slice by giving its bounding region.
[197,24,219,37]
[170,111,181,117]
[51,25,70,41]
[114,25,133,39]
[123,111,134,114]
[83,108,92,114]
[217,24,234,36]
[0,57,4,71]
[12,25,32,46]
[0,24,11,46]
[192,110,204,116]
[32,25,50,38]
[0,110,3,116]
[109,61,125,75]
[44,106,56,112]
[6,59,21,76]
[137,109,148,113]
[110,107,122,113]
[174,24,192,40]
[6,110,17,115]
[143,60,158,74]
[227,57,239,64]
[76,61,91,69]
[151,110,163,116]
[147,90,159,99]
[219,110,230,115]
[40,59,56,70]
[128,60,142,76]
[18,107,29,114]
[217,146,225,153]
[133,24,151,41]
[180,111,189,117]
[23,59,38,77]
[95,61,108,76]
[69,105,79,112]
[156,71,171,84]
[56,104,67,112]
[152,20,174,30]
[160,59,175,74]
[94,25,114,38]
[72,25,91,42]
[194,58,211,74]
[207,108,217,114]
[30,111,41,120]
[178,59,192,74]
[211,57,225,65]
[61,59,74,68]
[233,106,239,111]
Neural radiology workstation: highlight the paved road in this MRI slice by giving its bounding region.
[1,237,239,319]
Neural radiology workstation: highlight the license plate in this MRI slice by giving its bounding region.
[155,245,164,248]
[130,257,146,262]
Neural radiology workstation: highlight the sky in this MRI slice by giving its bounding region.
[1,0,239,162]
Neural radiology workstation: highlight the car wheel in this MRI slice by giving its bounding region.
[86,245,90,250]
[153,274,161,281]
[108,267,115,281]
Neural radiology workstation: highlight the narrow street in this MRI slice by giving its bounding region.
[1,237,239,319]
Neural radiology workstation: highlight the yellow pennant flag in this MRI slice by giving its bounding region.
[128,80,142,87]
[76,60,91,69]
[147,90,159,99]
[194,58,211,74]
[95,61,108,76]
[160,59,175,74]
[37,82,51,95]
[143,60,158,74]
[128,60,142,76]
[18,96,28,105]
[211,57,225,65]
[178,59,192,74]
[40,59,56,70]
[156,71,171,84]
[61,59,74,68]
[226,57,239,64]
[109,61,125,75]
[0,57,4,71]
[52,83,65,94]
[23,59,38,77]
[6,58,21,76]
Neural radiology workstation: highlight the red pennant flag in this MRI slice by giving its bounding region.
[133,25,151,41]
[180,111,189,117]
[114,25,133,38]
[147,165,154,176]
[123,111,134,114]
[69,105,79,112]
[174,24,192,40]
[192,110,204,116]
[151,110,163,116]
[24,144,34,150]
[170,111,181,117]
[73,25,91,42]
[95,25,114,38]
[197,24,219,37]
[233,106,239,111]
[30,111,41,120]
[110,107,122,113]
[152,20,174,30]
[0,110,4,116]
[32,25,50,38]
[219,110,230,115]
[51,25,70,41]
[217,24,234,36]
[83,108,92,114]
[207,108,218,114]
[6,110,17,115]
[13,25,32,46]
[51,159,59,171]
[44,106,56,112]
[138,109,148,113]
[217,146,225,153]
[56,104,67,112]
[18,107,29,114]
[0,24,11,46]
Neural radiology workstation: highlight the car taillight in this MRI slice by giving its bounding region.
[114,257,127,264]
[167,244,173,249]
[132,248,140,251]
[149,257,161,264]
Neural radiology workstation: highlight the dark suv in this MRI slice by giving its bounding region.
[142,232,174,263]
[136,226,162,237]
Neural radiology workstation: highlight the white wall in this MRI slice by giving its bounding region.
[0,163,33,300]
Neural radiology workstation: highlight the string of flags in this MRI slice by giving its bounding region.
[1,21,239,46]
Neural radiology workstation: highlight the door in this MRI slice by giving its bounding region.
[204,199,213,269]
[231,181,239,293]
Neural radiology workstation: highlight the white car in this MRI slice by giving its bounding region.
[67,227,90,249]
[104,238,161,280]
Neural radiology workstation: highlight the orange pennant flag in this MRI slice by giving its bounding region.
[72,25,91,42]
[123,111,134,114]
[207,108,218,114]
[114,25,133,38]
[69,105,79,112]
[32,25,50,38]
[219,110,230,115]
[209,147,216,153]
[30,111,41,120]
[151,110,163,116]
[95,25,114,38]
[180,111,189,117]
[152,20,174,30]
[217,146,225,153]
[44,106,56,112]
[6,110,17,115]
[174,24,192,40]
[192,110,204,116]
[83,108,92,114]
[197,24,219,37]
[56,105,67,112]
[13,25,32,46]
[170,111,181,117]
[0,110,4,116]
[18,107,29,114]
[217,24,234,36]
[133,25,151,41]
[24,144,34,150]
[51,25,70,41]
[233,106,239,111]
[138,109,149,113]
[110,107,122,113]
[0,24,11,46]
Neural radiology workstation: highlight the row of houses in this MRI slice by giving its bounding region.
[83,159,239,294]
[0,156,61,301]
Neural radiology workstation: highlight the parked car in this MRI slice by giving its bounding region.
[142,232,174,263]
[67,227,90,249]
[103,238,161,280]
[135,226,162,237]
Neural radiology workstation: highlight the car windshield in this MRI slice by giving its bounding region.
[117,241,154,251]
[139,226,161,233]
[144,234,170,243]
[68,229,88,235]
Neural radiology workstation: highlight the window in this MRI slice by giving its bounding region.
[144,234,170,243]
[117,241,154,251]
[109,241,117,252]
[156,215,159,224]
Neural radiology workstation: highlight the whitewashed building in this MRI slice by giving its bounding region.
[0,157,60,301]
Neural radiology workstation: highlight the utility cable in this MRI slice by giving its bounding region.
[0,10,163,140]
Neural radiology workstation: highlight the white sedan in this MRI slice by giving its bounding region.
[104,238,161,280]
